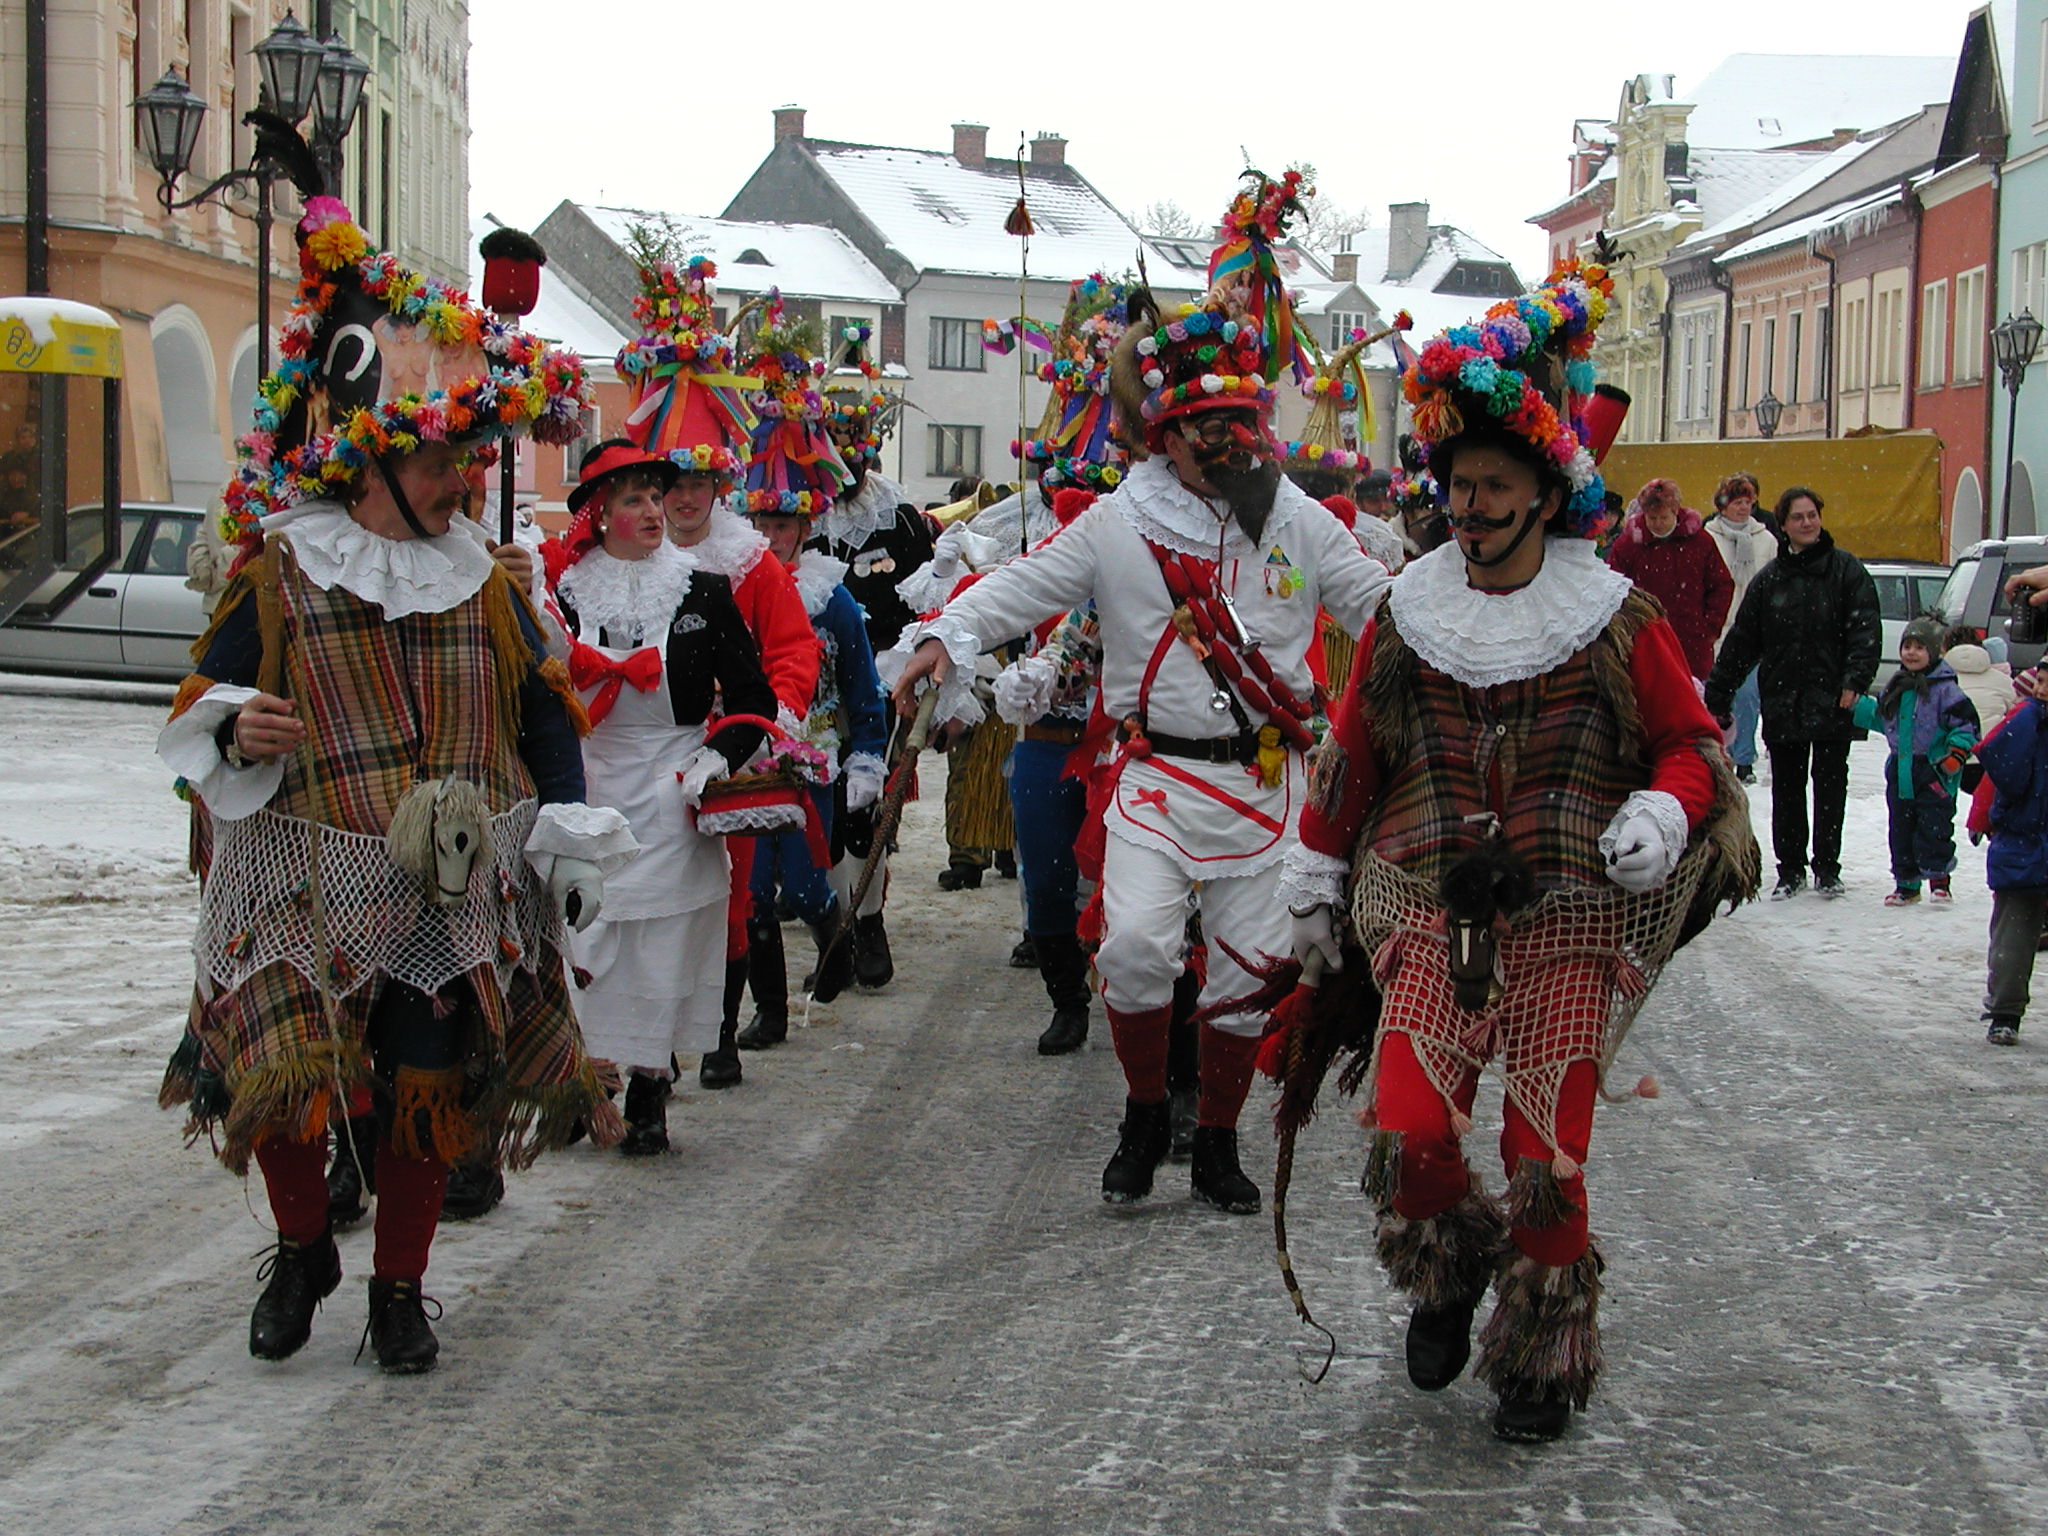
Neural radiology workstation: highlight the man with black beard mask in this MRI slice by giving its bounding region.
[890,179,1391,1214]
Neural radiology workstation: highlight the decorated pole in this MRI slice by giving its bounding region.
[1005,137,1034,559]
[478,226,548,544]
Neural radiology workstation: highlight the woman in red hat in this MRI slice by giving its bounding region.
[548,439,778,1154]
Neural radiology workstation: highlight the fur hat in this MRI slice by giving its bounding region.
[221,198,590,539]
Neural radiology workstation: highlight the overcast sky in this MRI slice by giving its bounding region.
[469,0,1986,284]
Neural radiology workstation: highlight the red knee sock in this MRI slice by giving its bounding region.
[372,1145,449,1282]
[253,1133,331,1245]
[1105,1004,1172,1102]
[1195,1025,1262,1127]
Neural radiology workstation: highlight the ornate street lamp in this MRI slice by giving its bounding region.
[1754,390,1784,440]
[1994,311,2043,538]
[130,11,372,377]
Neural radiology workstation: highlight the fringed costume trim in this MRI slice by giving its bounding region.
[1474,1242,1606,1409]
[1373,1180,1510,1310]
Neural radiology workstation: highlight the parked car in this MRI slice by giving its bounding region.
[0,502,209,682]
[1934,537,2048,674]
[1864,558,1952,687]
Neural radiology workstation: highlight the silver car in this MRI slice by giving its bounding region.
[1934,537,2048,673]
[0,503,209,681]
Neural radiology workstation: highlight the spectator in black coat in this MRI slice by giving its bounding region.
[1705,485,1881,899]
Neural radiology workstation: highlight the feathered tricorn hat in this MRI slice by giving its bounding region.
[1109,169,1315,454]
[1401,259,1619,537]
[615,255,753,486]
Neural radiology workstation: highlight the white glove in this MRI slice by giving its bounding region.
[928,523,968,580]
[678,745,728,809]
[843,754,886,812]
[992,654,1057,725]
[1289,903,1343,975]
[1603,813,1669,892]
[547,855,604,931]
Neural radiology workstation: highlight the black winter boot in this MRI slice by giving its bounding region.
[1189,1125,1261,1213]
[1034,932,1092,1055]
[1477,1244,1605,1443]
[1101,1097,1173,1204]
[326,1111,379,1229]
[853,912,894,988]
[249,1232,342,1360]
[620,1071,669,1155]
[439,1157,504,1221]
[806,908,857,1005]
[699,960,748,1088]
[1373,1179,1511,1392]
[362,1277,440,1373]
[737,916,790,1048]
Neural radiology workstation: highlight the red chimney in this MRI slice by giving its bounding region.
[1029,132,1067,168]
[952,122,988,168]
[774,105,806,143]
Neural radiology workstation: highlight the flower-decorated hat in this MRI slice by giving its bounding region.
[221,197,591,540]
[739,298,854,517]
[1280,309,1413,492]
[1010,273,1135,494]
[1111,170,1315,453]
[615,256,753,487]
[820,321,892,471]
[1401,259,1620,537]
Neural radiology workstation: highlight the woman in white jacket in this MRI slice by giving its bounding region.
[1944,625,2018,734]
[1705,473,1778,781]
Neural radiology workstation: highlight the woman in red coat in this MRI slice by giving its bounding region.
[1605,478,1734,680]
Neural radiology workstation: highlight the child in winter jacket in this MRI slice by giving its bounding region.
[1974,664,2048,1044]
[1852,616,1980,905]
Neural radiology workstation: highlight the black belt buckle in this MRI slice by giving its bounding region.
[1225,732,1258,766]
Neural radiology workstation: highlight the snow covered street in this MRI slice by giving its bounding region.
[2,676,2046,1534]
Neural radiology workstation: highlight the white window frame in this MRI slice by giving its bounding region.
[928,318,985,373]
[927,423,983,479]
[1955,266,1987,382]
[1919,279,1949,388]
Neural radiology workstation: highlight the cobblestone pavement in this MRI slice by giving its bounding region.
[1,688,2046,1534]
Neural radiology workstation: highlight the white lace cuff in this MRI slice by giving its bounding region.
[992,653,1057,725]
[156,684,286,821]
[525,801,639,877]
[894,556,957,616]
[1598,790,1688,881]
[775,702,806,738]
[878,616,983,729]
[1276,843,1350,913]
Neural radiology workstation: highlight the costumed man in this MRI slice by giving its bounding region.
[891,172,1392,1213]
[547,440,778,1153]
[614,257,821,1089]
[157,197,631,1372]
[1279,264,1757,1442]
[811,325,933,987]
[731,304,888,1047]
[977,272,1136,1054]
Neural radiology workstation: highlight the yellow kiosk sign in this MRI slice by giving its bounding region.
[0,297,124,379]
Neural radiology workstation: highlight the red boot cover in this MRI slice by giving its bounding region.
[1195,1025,1262,1127]
[372,1145,450,1283]
[1105,1004,1173,1102]
[725,845,754,959]
[253,1133,331,1245]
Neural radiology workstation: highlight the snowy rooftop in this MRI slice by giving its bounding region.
[1717,184,1900,264]
[469,215,630,371]
[1687,148,1832,227]
[1677,53,1953,149]
[1677,136,1884,251]
[805,142,1158,281]
[575,205,899,305]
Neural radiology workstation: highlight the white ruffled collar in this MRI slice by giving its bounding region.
[790,551,848,617]
[262,500,497,620]
[816,471,909,551]
[1388,539,1633,688]
[679,505,770,581]
[557,542,698,648]
[1112,455,1308,560]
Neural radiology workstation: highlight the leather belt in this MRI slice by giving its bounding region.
[1021,722,1085,744]
[1134,728,1262,765]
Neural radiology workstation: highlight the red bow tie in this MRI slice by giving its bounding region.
[570,641,662,725]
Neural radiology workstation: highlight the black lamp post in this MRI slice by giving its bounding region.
[1754,389,1784,441]
[1994,310,2044,538]
[130,10,370,377]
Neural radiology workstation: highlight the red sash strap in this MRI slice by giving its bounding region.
[1144,752,1286,834]
[1141,542,1315,751]
[569,640,662,726]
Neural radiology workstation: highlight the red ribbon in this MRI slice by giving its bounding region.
[569,641,662,726]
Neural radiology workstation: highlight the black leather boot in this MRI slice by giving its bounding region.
[1101,1097,1173,1204]
[249,1232,342,1360]
[439,1157,504,1221]
[1034,932,1092,1055]
[699,959,748,1088]
[853,912,894,988]
[737,916,790,1048]
[1406,1295,1485,1390]
[326,1111,379,1229]
[363,1277,440,1373]
[620,1070,669,1154]
[806,908,857,1005]
[1189,1125,1261,1214]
